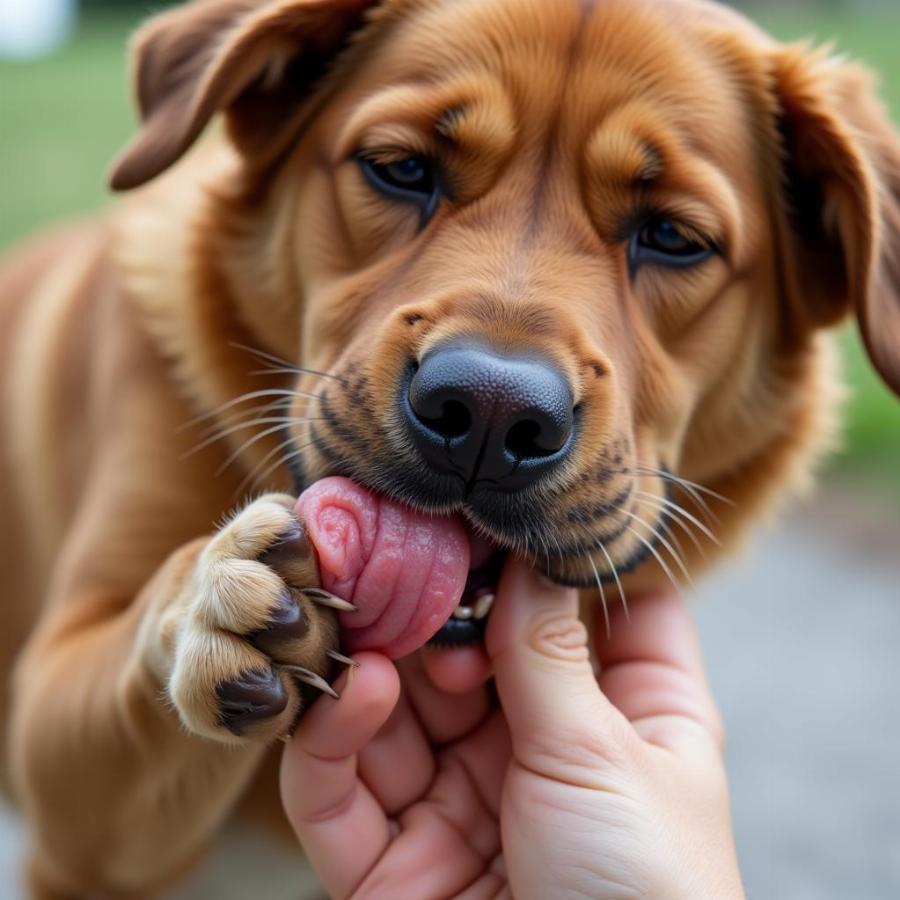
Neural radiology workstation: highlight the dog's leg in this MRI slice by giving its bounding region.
[10,494,340,898]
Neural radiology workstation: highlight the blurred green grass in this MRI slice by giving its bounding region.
[0,6,897,488]
[0,12,136,245]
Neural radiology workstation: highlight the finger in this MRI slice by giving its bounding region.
[440,710,512,816]
[357,691,435,815]
[593,591,725,750]
[486,558,635,774]
[280,652,399,898]
[398,652,490,745]
[352,715,511,899]
[421,644,492,695]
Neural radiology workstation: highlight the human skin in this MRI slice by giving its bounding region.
[281,559,745,900]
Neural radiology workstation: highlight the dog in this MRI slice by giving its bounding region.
[1,0,898,895]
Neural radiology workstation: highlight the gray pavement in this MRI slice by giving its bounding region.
[1,495,898,899]
[695,500,900,900]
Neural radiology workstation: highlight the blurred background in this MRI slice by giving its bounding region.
[0,0,898,897]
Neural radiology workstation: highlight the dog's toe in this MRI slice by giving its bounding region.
[248,588,310,655]
[216,667,287,736]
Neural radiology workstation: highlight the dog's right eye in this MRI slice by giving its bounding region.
[630,217,715,270]
[358,154,441,223]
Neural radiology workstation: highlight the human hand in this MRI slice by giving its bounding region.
[280,558,745,899]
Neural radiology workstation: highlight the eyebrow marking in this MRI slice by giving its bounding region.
[587,124,664,187]
[435,105,466,140]
[634,143,663,183]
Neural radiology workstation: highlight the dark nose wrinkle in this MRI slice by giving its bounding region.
[404,342,575,491]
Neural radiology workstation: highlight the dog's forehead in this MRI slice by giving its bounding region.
[349,0,760,161]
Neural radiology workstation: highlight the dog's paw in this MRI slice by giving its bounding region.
[167,494,353,743]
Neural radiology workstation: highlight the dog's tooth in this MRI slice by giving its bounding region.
[474,593,495,620]
[452,605,474,620]
[301,588,357,612]
[282,665,339,699]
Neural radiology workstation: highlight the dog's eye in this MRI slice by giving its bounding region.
[358,154,440,220]
[379,157,432,191]
[631,218,713,268]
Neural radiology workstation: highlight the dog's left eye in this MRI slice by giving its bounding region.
[358,154,440,218]
[631,218,713,268]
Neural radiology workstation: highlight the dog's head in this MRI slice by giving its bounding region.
[112,0,900,590]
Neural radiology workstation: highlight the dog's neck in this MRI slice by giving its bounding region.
[112,140,299,493]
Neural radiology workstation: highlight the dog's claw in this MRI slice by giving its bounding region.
[283,664,340,699]
[327,649,358,668]
[301,588,356,612]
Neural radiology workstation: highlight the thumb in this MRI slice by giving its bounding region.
[486,558,633,772]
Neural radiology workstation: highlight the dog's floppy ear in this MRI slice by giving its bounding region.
[109,0,379,191]
[771,44,900,397]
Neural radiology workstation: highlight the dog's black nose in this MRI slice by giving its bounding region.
[405,343,575,489]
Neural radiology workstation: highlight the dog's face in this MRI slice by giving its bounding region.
[113,0,900,591]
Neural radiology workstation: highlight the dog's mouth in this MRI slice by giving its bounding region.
[293,457,669,657]
[294,418,671,654]
[297,477,518,657]
[428,535,506,647]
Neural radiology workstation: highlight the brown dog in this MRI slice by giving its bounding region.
[1,0,899,895]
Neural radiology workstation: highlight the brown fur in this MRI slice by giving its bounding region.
[1,0,899,895]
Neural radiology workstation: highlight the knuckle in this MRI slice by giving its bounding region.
[208,559,283,606]
[215,498,298,558]
[264,492,297,511]
[526,611,590,664]
[192,558,286,631]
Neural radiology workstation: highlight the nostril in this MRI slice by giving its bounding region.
[420,399,472,440]
[405,343,575,488]
[505,419,552,459]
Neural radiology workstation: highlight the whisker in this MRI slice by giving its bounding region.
[633,489,720,547]
[634,499,690,564]
[194,398,298,443]
[180,389,320,431]
[195,396,292,434]
[660,518,689,564]
[595,538,629,623]
[622,522,683,595]
[535,523,557,573]
[636,465,733,506]
[215,422,298,476]
[548,531,567,581]
[241,433,299,487]
[248,367,312,378]
[661,471,732,505]
[185,416,324,459]
[622,507,692,587]
[262,442,310,482]
[634,465,721,525]
[587,555,611,640]
[229,341,343,383]
[234,434,310,498]
[632,493,706,560]
[229,341,294,368]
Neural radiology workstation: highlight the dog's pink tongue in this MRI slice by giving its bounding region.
[295,478,469,659]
